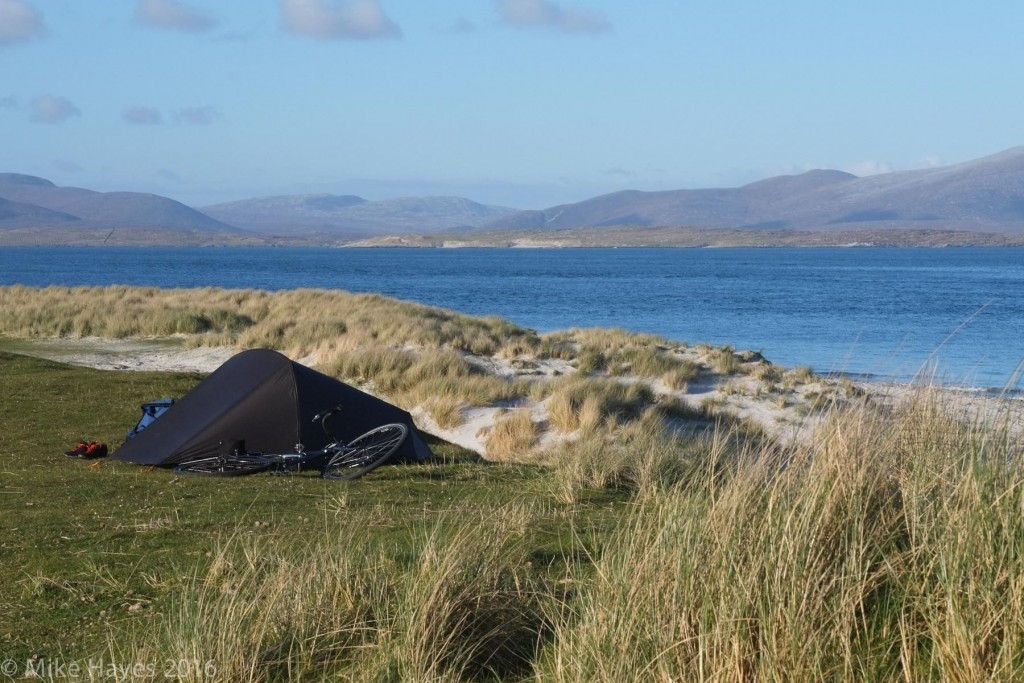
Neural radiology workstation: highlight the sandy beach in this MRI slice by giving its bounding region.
[8,336,1019,458]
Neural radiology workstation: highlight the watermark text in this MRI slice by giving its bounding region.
[2,657,216,680]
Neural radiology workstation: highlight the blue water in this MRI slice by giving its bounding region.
[2,247,1023,389]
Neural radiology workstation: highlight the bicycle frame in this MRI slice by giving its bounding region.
[174,403,409,480]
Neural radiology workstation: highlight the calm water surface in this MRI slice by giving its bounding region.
[2,247,1022,388]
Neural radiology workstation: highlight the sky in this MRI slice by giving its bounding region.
[1,0,1023,209]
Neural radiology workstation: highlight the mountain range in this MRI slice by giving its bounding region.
[0,173,515,243]
[485,147,1024,233]
[1,147,1022,244]
[201,194,516,238]
[0,173,238,233]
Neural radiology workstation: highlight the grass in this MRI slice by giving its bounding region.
[423,395,464,429]
[538,397,1024,682]
[321,345,528,413]
[706,346,743,375]
[0,285,544,358]
[0,352,625,675]
[0,285,812,446]
[556,327,696,380]
[546,376,655,433]
[6,286,1024,680]
[484,409,539,460]
[785,365,817,387]
[111,509,551,681]
[748,360,785,384]
[662,360,700,390]
[4,352,1024,680]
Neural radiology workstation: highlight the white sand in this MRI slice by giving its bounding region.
[6,337,237,373]
[9,337,1020,459]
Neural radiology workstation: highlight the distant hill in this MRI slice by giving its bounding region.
[486,148,1024,233]
[0,173,518,244]
[0,173,243,234]
[202,194,518,239]
[0,194,81,228]
[4,146,1024,246]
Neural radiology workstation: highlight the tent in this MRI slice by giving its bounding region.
[113,348,432,466]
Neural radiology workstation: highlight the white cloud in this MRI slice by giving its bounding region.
[842,160,893,177]
[281,0,400,40]
[0,0,44,44]
[912,155,944,170]
[30,94,80,124]
[135,0,216,32]
[123,105,164,125]
[496,0,610,33]
[842,156,944,177]
[173,105,219,125]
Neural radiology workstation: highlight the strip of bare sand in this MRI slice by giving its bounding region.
[5,337,1019,458]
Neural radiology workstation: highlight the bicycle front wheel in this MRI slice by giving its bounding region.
[175,453,271,477]
[322,423,408,480]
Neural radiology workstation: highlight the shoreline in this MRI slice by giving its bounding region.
[7,335,1021,458]
[13,335,1013,398]
[4,227,1024,249]
[4,276,1019,393]
[2,283,1018,459]
[4,243,1024,250]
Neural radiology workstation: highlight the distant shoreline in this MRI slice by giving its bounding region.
[3,225,1024,248]
[346,226,1024,249]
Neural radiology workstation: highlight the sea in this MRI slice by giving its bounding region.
[2,246,1022,390]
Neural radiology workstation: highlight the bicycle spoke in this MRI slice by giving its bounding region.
[175,453,271,477]
[322,424,407,480]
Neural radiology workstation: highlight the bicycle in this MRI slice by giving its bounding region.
[174,405,408,480]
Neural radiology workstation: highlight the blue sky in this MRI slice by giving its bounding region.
[1,0,1022,209]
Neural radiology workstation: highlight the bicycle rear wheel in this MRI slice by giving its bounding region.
[322,423,408,480]
[175,453,272,477]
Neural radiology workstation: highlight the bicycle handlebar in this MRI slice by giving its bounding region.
[312,404,345,443]
[312,404,343,423]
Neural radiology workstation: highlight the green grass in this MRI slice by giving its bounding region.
[0,351,627,674]
[5,350,1024,681]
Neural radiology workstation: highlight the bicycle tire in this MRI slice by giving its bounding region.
[174,453,272,477]
[321,423,408,480]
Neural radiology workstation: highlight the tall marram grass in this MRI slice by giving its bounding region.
[107,507,551,683]
[0,285,542,357]
[547,413,717,502]
[0,285,770,436]
[485,408,540,460]
[550,327,696,379]
[12,285,1024,679]
[97,388,1024,680]
[0,286,538,422]
[546,376,655,433]
[537,388,1024,681]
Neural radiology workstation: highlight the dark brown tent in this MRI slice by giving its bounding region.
[113,348,432,465]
